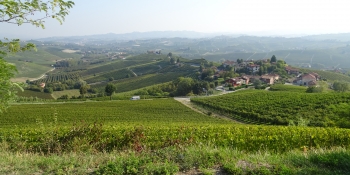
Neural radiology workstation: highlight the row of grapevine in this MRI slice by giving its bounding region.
[2,124,350,153]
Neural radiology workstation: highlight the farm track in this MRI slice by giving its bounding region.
[174,90,244,124]
[30,67,56,81]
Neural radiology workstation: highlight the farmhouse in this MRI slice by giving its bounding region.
[226,76,250,87]
[295,73,318,86]
[285,66,300,75]
[222,60,235,67]
[261,75,276,84]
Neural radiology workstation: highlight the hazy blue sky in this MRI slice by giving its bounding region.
[1,0,350,39]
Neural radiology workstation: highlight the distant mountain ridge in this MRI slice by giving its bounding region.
[36,31,350,43]
[37,31,234,42]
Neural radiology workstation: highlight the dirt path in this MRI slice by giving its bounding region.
[30,67,55,81]
[174,97,243,124]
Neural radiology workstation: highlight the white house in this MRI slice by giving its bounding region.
[296,73,317,86]
[246,64,260,73]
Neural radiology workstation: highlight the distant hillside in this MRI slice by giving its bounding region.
[303,33,350,42]
[37,31,227,42]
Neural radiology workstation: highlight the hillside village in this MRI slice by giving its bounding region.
[201,57,322,88]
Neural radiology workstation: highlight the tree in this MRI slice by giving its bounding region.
[270,55,277,63]
[0,0,74,112]
[253,79,262,89]
[175,77,194,96]
[333,81,349,92]
[105,83,117,100]
[79,85,89,98]
[169,57,175,64]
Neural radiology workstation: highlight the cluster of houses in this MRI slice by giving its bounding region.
[225,74,280,87]
[220,60,321,87]
[222,60,270,73]
[147,50,162,54]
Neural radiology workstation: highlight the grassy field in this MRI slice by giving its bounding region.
[9,60,53,79]
[1,145,350,175]
[5,46,81,79]
[269,84,308,92]
[51,89,81,99]
[16,90,54,99]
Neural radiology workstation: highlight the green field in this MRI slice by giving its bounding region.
[191,91,350,127]
[9,60,53,79]
[16,90,54,99]
[80,54,167,78]
[51,89,81,99]
[5,46,81,78]
[91,72,192,93]
[2,96,350,174]
[0,99,227,129]
[269,84,308,92]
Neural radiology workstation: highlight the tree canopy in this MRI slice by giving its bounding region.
[0,0,74,112]
[270,55,277,63]
[105,83,117,100]
[333,81,349,92]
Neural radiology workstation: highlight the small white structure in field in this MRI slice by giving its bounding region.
[130,96,140,100]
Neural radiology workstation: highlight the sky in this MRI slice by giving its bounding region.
[1,0,350,39]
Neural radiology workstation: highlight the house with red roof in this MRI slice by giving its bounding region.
[295,73,317,86]
[285,66,300,75]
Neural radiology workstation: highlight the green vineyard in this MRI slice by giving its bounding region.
[32,72,81,84]
[91,72,191,93]
[0,99,227,129]
[85,68,135,84]
[2,99,350,154]
[191,91,350,127]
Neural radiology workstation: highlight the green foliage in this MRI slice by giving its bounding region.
[105,83,117,100]
[79,85,89,97]
[333,81,349,92]
[0,0,74,27]
[191,91,350,128]
[0,59,21,112]
[270,55,277,63]
[0,0,74,113]
[270,84,307,92]
[253,79,262,89]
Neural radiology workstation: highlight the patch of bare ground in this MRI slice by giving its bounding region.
[176,167,229,175]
